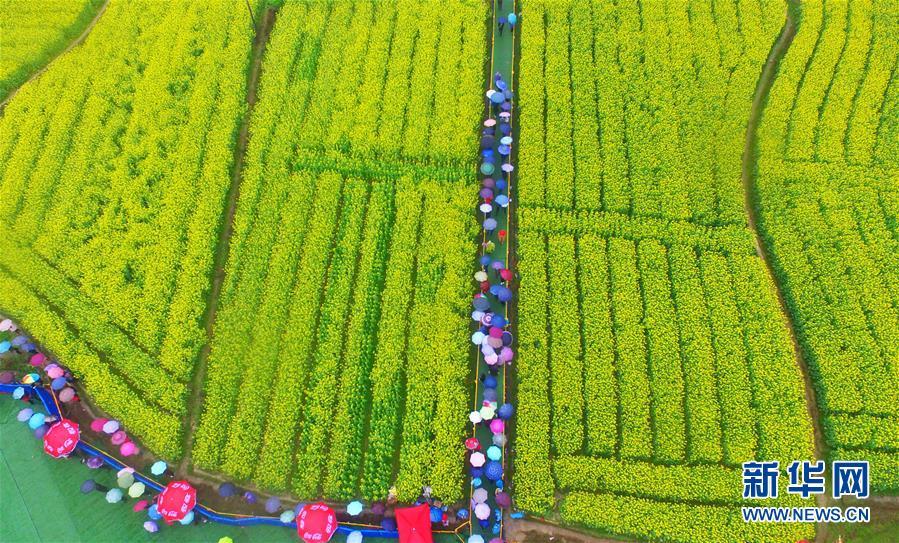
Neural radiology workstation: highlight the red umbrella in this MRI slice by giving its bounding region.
[43,419,79,458]
[156,481,197,524]
[465,437,480,451]
[296,503,338,543]
[396,504,433,543]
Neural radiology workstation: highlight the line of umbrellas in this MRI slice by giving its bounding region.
[465,68,517,543]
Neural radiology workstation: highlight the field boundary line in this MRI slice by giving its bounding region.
[177,6,278,477]
[0,0,109,112]
[740,5,833,541]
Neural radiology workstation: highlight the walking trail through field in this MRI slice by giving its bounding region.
[177,7,278,478]
[468,1,517,541]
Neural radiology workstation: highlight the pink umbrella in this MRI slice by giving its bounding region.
[474,503,490,520]
[473,488,488,504]
[30,353,46,366]
[111,431,128,445]
[121,441,138,456]
[490,419,505,434]
[483,119,496,127]
[469,452,486,467]
[90,419,108,433]
[58,387,76,403]
[133,500,149,512]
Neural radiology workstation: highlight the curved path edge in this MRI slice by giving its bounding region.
[739,5,832,542]
[0,0,110,112]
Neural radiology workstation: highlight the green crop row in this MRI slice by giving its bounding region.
[0,0,102,100]
[754,0,898,487]
[517,0,782,225]
[0,271,183,458]
[514,228,816,514]
[554,456,808,508]
[518,207,755,255]
[0,0,256,395]
[258,0,484,175]
[560,492,814,543]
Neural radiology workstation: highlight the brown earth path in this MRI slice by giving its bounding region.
[176,7,278,478]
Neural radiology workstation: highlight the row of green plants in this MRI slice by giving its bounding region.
[516,0,782,226]
[0,0,255,390]
[195,173,474,500]
[512,230,816,516]
[755,0,898,490]
[0,271,183,458]
[553,456,808,507]
[260,0,484,175]
[560,492,814,543]
[517,207,755,255]
[0,0,102,100]
[0,236,185,414]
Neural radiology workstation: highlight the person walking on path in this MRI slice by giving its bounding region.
[507,12,517,31]
[498,14,507,35]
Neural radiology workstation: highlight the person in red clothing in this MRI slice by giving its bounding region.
[498,229,507,243]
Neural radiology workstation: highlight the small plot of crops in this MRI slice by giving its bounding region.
[0,0,258,458]
[513,1,815,542]
[0,0,102,100]
[755,0,899,491]
[191,0,486,502]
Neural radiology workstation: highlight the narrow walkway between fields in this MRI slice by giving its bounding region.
[177,7,278,478]
[467,1,517,542]
[0,0,109,112]
[738,5,831,541]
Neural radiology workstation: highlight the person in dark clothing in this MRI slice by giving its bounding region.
[498,15,506,35]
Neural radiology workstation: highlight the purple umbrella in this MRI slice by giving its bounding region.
[495,491,511,508]
[479,187,493,199]
[483,218,498,231]
[499,124,511,135]
[491,261,504,271]
[244,491,257,504]
[498,144,511,156]
[497,287,513,302]
[218,482,237,498]
[371,502,386,515]
[86,456,104,469]
[481,177,495,188]
[0,371,13,384]
[265,496,281,514]
[500,101,511,111]
[473,297,490,311]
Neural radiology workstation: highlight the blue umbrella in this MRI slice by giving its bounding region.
[12,386,25,400]
[496,179,507,190]
[28,412,46,430]
[12,335,28,347]
[218,482,237,498]
[473,297,490,311]
[498,144,511,156]
[483,388,498,403]
[0,341,10,353]
[265,496,281,514]
[430,506,443,522]
[179,511,194,525]
[490,92,504,104]
[496,80,507,91]
[80,479,97,494]
[148,504,162,520]
[497,286,513,302]
[483,218,498,231]
[22,342,36,352]
[51,377,67,391]
[150,460,167,476]
[492,315,506,328]
[485,461,503,481]
[495,194,509,207]
[484,375,498,388]
[479,255,492,267]
[508,13,518,24]
[17,408,33,422]
[347,500,364,516]
[498,403,514,420]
